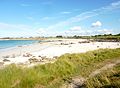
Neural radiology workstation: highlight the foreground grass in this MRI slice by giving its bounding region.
[86,63,120,88]
[0,48,120,88]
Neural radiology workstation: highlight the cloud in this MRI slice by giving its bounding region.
[65,30,92,36]
[19,0,119,37]
[45,1,120,31]
[46,12,97,31]
[41,17,52,20]
[36,28,50,36]
[0,22,31,30]
[46,1,120,31]
[70,26,81,31]
[64,26,89,36]
[26,16,34,20]
[60,11,71,14]
[37,28,46,34]
[92,21,102,27]
[67,28,113,36]
[21,4,31,7]
[111,1,120,7]
[97,29,113,34]
[0,22,39,37]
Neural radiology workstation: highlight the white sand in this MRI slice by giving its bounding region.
[32,42,120,58]
[0,39,120,66]
[0,42,53,58]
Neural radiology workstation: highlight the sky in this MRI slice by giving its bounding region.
[0,0,120,37]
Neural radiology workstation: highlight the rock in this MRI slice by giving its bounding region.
[70,77,86,88]
[28,57,39,63]
[38,55,42,57]
[53,56,58,59]
[23,53,32,57]
[61,77,86,88]
[3,59,10,62]
[42,56,47,60]
[2,55,10,58]
[97,46,99,48]
[70,42,75,44]
[61,43,69,45]
[37,56,42,61]
[78,41,90,44]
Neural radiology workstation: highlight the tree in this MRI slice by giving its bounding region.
[56,35,63,38]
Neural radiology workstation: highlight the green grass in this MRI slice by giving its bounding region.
[0,48,120,88]
[86,63,120,88]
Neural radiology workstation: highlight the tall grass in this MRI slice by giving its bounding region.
[0,48,120,88]
[86,64,120,88]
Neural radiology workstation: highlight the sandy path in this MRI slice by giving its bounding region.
[89,59,120,78]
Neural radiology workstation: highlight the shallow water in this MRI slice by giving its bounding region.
[0,40,38,50]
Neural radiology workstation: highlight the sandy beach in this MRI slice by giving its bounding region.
[0,39,120,67]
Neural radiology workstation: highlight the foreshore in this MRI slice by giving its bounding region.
[0,39,120,67]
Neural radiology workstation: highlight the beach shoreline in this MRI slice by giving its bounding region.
[0,39,120,67]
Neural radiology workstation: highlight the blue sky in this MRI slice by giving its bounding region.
[0,0,120,37]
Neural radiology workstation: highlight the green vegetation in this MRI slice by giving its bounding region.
[1,33,120,41]
[67,33,120,41]
[92,33,120,41]
[0,48,120,88]
[86,63,120,88]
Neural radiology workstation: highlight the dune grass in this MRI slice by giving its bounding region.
[86,63,120,88]
[0,48,120,88]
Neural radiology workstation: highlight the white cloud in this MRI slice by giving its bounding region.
[46,1,120,31]
[37,28,46,34]
[0,22,31,30]
[64,26,90,36]
[26,16,34,20]
[36,28,49,36]
[11,1,119,37]
[46,12,97,31]
[111,1,120,7]
[21,4,31,7]
[41,17,51,20]
[64,27,113,36]
[97,29,112,34]
[0,22,39,37]
[92,21,102,27]
[61,11,71,14]
[65,30,91,36]
[70,26,81,31]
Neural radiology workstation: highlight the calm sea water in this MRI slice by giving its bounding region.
[0,40,38,50]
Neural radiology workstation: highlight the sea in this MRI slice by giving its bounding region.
[0,40,38,51]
